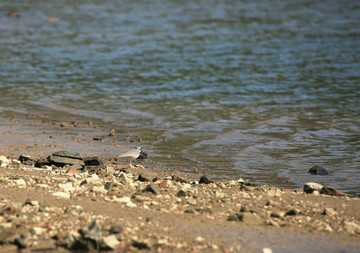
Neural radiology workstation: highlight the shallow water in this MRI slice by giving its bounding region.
[1,0,359,195]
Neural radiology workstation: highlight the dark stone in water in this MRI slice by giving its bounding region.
[308,166,329,175]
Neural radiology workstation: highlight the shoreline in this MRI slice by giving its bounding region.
[0,115,359,252]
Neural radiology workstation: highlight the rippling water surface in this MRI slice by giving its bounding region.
[1,0,359,195]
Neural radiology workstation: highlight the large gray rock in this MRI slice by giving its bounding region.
[48,153,85,168]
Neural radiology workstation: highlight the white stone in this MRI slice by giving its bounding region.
[195,236,204,243]
[114,196,136,207]
[31,227,47,235]
[52,192,70,199]
[92,185,107,194]
[263,248,273,253]
[58,182,75,192]
[344,221,360,234]
[87,174,102,185]
[13,179,26,186]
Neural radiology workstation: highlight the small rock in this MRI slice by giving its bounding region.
[143,184,160,195]
[114,197,136,207]
[87,174,102,185]
[138,174,157,182]
[267,188,281,197]
[199,175,213,184]
[23,199,39,207]
[52,192,70,199]
[58,182,75,192]
[92,185,107,194]
[31,227,47,235]
[285,208,299,216]
[304,182,323,193]
[13,179,26,186]
[270,211,285,218]
[159,181,168,188]
[19,154,37,166]
[308,166,329,175]
[176,190,187,197]
[172,175,188,183]
[110,225,124,234]
[322,207,337,216]
[67,168,80,175]
[344,221,360,234]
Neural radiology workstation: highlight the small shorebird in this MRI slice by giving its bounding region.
[117,146,142,159]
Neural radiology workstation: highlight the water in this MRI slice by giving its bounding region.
[1,0,359,195]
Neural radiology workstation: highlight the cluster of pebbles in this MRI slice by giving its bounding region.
[0,152,359,252]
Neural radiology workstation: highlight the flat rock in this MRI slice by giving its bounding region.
[308,166,329,175]
[52,151,82,159]
[304,182,323,193]
[48,155,85,168]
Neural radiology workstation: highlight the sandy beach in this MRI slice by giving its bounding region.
[0,115,359,252]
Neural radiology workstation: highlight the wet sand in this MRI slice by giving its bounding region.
[0,115,359,252]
